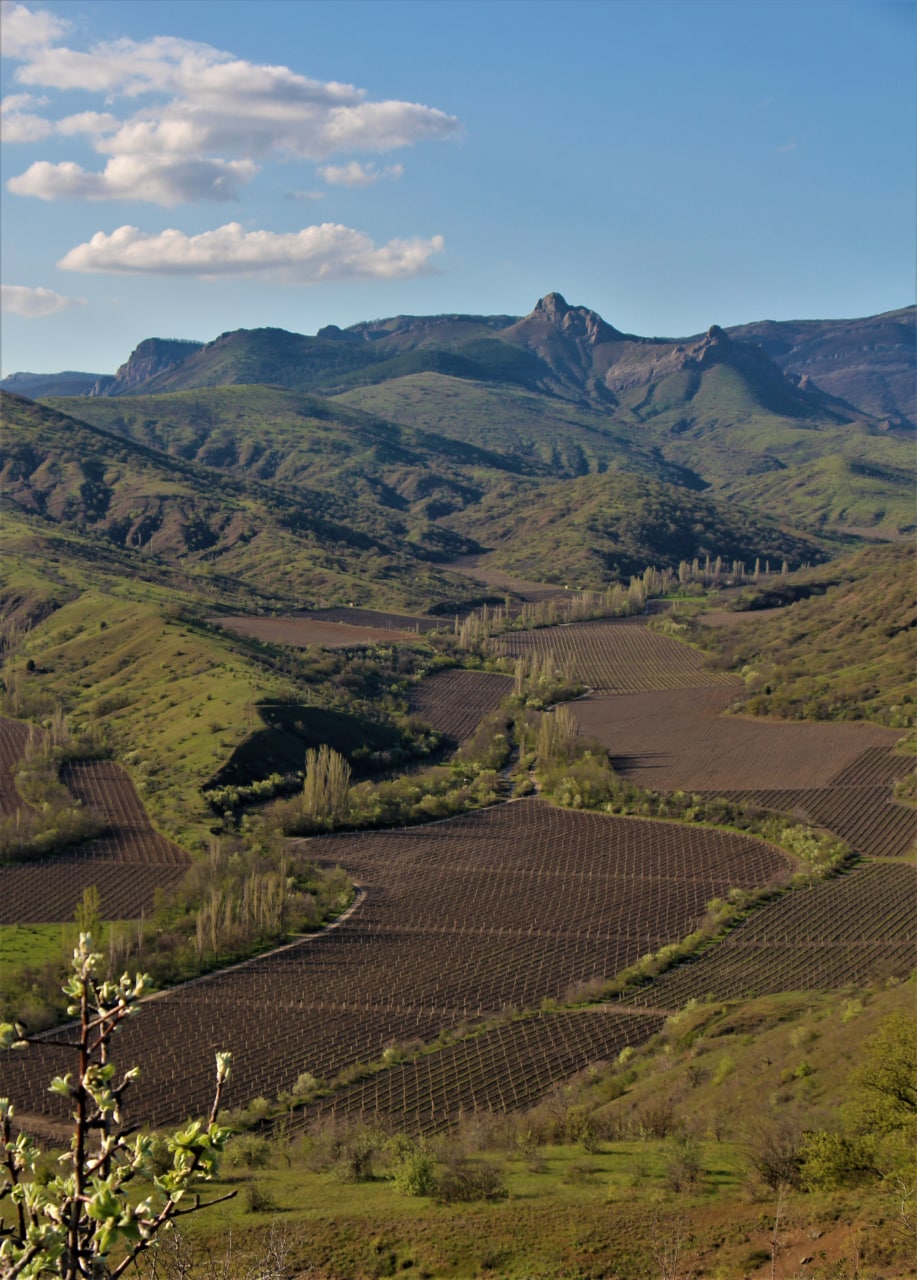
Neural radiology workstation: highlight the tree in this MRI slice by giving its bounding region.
[0,934,233,1278]
[301,744,351,825]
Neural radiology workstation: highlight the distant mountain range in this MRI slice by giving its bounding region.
[1,295,913,621]
[4,297,914,429]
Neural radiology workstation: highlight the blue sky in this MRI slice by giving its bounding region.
[1,0,914,374]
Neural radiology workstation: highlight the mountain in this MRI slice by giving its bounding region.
[8,295,914,552]
[0,392,481,611]
[0,370,111,398]
[95,337,206,396]
[10,297,912,428]
[728,307,916,430]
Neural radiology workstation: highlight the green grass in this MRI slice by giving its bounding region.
[0,923,69,972]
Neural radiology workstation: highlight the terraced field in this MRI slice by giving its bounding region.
[0,800,792,1129]
[407,669,513,743]
[491,619,739,692]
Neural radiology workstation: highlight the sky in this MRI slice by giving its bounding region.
[1,0,914,375]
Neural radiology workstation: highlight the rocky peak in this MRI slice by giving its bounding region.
[530,294,620,346]
[94,337,204,396]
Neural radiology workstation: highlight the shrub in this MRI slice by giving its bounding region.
[434,1159,507,1203]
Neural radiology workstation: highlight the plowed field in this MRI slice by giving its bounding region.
[215,615,423,648]
[0,717,31,818]
[304,1008,664,1133]
[407,670,513,742]
[572,687,905,791]
[491,620,739,692]
[0,760,189,924]
[569,687,913,857]
[447,561,571,602]
[0,800,791,1129]
[621,862,917,1009]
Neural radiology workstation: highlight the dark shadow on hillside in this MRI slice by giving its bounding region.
[207,702,405,788]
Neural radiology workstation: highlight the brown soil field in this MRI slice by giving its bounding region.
[297,606,444,633]
[491,619,740,692]
[407,669,513,742]
[698,605,791,629]
[0,716,32,818]
[0,760,189,924]
[303,1007,664,1133]
[572,687,905,791]
[214,615,422,648]
[621,861,917,1010]
[447,559,572,601]
[0,800,791,1130]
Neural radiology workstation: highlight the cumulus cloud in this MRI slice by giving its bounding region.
[0,2,69,59]
[3,8,460,203]
[10,155,258,204]
[1,283,86,316]
[57,221,445,282]
[319,161,404,187]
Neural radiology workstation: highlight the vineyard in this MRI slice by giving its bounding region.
[572,687,907,791]
[621,861,917,1008]
[0,718,31,818]
[302,1008,665,1132]
[216,614,423,648]
[406,669,513,743]
[0,754,189,924]
[0,799,792,1130]
[490,618,740,692]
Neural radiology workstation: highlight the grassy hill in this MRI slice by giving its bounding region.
[441,471,826,584]
[700,543,916,726]
[1,392,482,612]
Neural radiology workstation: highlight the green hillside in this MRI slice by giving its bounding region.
[442,471,826,584]
[701,543,916,725]
[1,392,479,612]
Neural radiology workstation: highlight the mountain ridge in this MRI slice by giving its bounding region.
[5,298,912,427]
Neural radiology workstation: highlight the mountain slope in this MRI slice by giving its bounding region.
[441,471,826,584]
[728,306,916,429]
[0,392,480,610]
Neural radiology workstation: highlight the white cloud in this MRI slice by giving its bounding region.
[1,91,47,111]
[3,12,460,203]
[319,161,404,187]
[1,109,52,141]
[57,221,445,282]
[56,111,120,137]
[1,89,52,141]
[0,2,68,59]
[1,283,86,316]
[9,155,258,204]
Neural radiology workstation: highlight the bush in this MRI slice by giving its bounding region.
[434,1159,508,1203]
[800,1131,876,1191]
[244,1181,279,1213]
[391,1147,436,1197]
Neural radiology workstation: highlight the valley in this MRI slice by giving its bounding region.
[0,296,914,1277]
